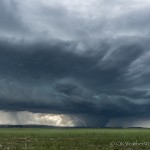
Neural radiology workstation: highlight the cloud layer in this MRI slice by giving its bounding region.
[0,0,150,127]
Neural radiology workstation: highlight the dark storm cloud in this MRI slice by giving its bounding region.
[1,0,150,127]
[0,38,150,126]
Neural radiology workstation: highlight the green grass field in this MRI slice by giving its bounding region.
[0,128,150,150]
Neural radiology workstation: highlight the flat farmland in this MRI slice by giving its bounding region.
[0,128,150,150]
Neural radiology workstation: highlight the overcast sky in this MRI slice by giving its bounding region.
[0,0,150,127]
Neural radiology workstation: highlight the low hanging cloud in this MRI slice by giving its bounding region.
[0,0,150,127]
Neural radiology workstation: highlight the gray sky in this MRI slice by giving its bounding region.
[0,0,150,127]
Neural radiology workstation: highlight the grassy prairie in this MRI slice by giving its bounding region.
[0,128,150,150]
